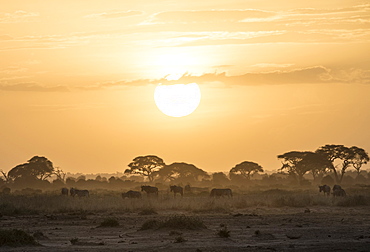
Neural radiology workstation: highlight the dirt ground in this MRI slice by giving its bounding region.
[1,206,370,252]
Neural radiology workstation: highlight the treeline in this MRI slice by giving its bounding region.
[0,144,369,192]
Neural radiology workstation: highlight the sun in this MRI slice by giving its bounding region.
[154,83,201,117]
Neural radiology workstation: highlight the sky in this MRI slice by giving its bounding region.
[1,0,369,175]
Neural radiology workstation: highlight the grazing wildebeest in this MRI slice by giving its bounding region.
[210,188,233,198]
[170,185,183,198]
[70,187,90,197]
[61,187,69,196]
[319,185,331,196]
[122,190,142,199]
[332,184,346,197]
[141,186,158,197]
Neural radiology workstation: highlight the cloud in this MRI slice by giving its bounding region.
[0,34,13,40]
[90,66,370,89]
[146,9,277,24]
[0,83,69,92]
[85,10,143,19]
[156,66,331,86]
[0,10,39,23]
[2,66,369,93]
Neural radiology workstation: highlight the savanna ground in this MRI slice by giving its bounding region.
[1,187,370,252]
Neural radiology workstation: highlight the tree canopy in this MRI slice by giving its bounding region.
[125,155,165,182]
[7,156,55,181]
[229,161,264,180]
[277,151,331,184]
[153,162,209,183]
[316,144,369,183]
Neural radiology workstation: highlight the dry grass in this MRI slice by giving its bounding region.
[0,229,39,247]
[1,187,370,216]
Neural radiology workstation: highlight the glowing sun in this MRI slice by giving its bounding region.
[154,83,201,117]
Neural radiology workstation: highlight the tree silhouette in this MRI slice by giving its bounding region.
[53,167,66,182]
[229,161,264,180]
[316,144,368,184]
[211,172,230,186]
[125,155,165,182]
[7,156,55,181]
[277,151,329,185]
[299,152,333,181]
[349,146,369,176]
[153,162,209,183]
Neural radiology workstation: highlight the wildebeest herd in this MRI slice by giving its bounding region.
[319,184,346,197]
[59,184,347,199]
[60,185,234,199]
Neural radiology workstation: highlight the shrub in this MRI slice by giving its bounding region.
[336,195,369,207]
[217,224,230,238]
[174,236,187,243]
[138,207,157,215]
[0,229,39,247]
[140,219,160,230]
[140,215,206,230]
[160,215,206,230]
[70,238,79,245]
[98,217,119,227]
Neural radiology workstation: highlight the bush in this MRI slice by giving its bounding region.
[217,224,230,238]
[138,207,157,215]
[140,219,160,230]
[140,215,206,230]
[98,217,119,227]
[160,215,206,230]
[336,195,369,207]
[0,229,39,247]
[174,236,187,243]
[70,238,79,245]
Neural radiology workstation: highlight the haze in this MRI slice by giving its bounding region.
[1,0,369,174]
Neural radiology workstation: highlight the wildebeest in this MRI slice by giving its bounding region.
[122,190,142,199]
[319,185,331,196]
[61,187,69,196]
[141,186,158,197]
[210,188,233,198]
[170,185,183,197]
[332,184,346,197]
[70,187,90,197]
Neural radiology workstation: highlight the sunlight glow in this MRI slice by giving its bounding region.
[154,83,201,117]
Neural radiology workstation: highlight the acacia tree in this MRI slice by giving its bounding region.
[53,167,66,182]
[299,152,333,181]
[153,162,209,183]
[315,144,368,184]
[349,146,369,176]
[277,151,326,185]
[229,161,264,180]
[7,156,55,181]
[124,155,165,182]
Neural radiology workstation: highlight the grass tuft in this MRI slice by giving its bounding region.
[98,217,119,227]
[217,224,230,238]
[70,238,79,245]
[0,229,39,247]
[138,207,157,215]
[140,219,160,230]
[140,215,206,230]
[336,195,369,207]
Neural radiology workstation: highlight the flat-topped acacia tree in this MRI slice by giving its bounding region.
[125,155,165,182]
[229,161,264,180]
[316,144,369,184]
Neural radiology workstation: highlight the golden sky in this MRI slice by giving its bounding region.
[1,0,369,174]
